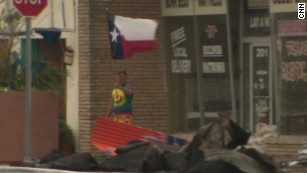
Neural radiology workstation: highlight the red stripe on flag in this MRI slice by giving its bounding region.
[121,36,156,60]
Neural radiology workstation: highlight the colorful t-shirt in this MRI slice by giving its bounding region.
[112,84,133,117]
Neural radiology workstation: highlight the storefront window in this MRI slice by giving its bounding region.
[163,15,233,132]
[199,14,232,119]
[275,13,307,117]
[164,16,198,131]
[162,0,233,132]
[243,0,270,37]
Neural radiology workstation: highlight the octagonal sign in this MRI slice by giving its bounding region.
[13,0,47,17]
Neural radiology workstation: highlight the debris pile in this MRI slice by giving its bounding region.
[34,119,278,173]
[245,123,278,153]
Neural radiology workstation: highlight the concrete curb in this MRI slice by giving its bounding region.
[0,166,127,173]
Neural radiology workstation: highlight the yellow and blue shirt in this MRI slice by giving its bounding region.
[111,84,133,123]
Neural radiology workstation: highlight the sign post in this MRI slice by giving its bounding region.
[13,0,47,164]
[24,16,32,164]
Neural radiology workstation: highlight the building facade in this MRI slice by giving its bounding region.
[2,0,306,156]
[76,0,307,154]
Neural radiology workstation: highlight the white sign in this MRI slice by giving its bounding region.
[161,0,227,16]
[277,20,307,36]
[256,70,268,75]
[203,62,225,73]
[173,47,188,57]
[249,17,270,28]
[198,0,222,6]
[255,47,269,58]
[270,0,307,13]
[171,27,186,47]
[255,98,269,115]
[14,0,42,4]
[247,0,269,9]
[171,59,191,73]
[203,45,223,57]
[195,0,227,15]
[298,3,305,19]
[161,0,194,16]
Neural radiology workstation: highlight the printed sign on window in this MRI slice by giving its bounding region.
[270,0,305,13]
[203,45,223,57]
[162,0,193,16]
[203,62,225,73]
[172,59,191,73]
[195,0,227,15]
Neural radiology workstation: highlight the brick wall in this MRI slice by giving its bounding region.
[264,136,307,173]
[264,136,307,161]
[78,0,167,154]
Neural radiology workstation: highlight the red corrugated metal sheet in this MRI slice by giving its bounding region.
[91,117,188,155]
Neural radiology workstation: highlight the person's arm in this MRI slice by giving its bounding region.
[122,86,133,96]
[114,83,133,96]
[106,100,114,118]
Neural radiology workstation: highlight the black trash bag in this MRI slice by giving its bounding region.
[163,152,189,172]
[163,148,205,172]
[238,147,276,173]
[100,142,165,172]
[50,152,98,171]
[115,141,149,154]
[185,120,250,153]
[188,149,205,169]
[39,149,63,164]
[185,160,245,173]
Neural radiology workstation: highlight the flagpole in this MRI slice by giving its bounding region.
[111,59,120,109]
[107,9,120,115]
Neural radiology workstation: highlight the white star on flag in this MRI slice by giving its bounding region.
[110,28,119,42]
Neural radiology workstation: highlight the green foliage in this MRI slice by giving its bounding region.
[0,10,22,89]
[0,9,67,96]
[0,10,22,30]
[4,61,68,96]
[59,118,75,147]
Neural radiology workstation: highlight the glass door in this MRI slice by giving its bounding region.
[249,43,272,130]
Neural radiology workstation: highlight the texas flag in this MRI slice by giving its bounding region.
[107,13,158,60]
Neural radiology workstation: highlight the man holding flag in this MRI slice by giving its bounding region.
[106,70,134,124]
[105,12,158,123]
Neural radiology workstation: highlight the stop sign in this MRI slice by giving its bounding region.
[13,0,47,17]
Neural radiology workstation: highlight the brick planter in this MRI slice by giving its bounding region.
[264,135,307,162]
[0,91,60,164]
[264,136,307,173]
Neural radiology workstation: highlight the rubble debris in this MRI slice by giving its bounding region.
[245,123,278,153]
[298,140,307,165]
[33,120,278,173]
[95,119,276,173]
[185,119,250,152]
[38,149,63,164]
[37,152,98,172]
[99,142,166,172]
[185,160,245,173]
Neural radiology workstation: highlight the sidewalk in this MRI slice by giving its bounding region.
[0,166,128,173]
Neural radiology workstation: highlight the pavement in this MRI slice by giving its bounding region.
[0,166,128,173]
